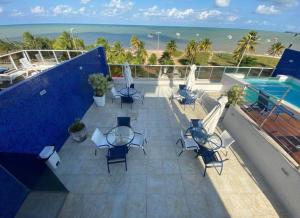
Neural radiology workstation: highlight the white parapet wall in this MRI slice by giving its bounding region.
[220,73,248,92]
[223,106,300,218]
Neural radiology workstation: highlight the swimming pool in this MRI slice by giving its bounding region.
[245,77,300,109]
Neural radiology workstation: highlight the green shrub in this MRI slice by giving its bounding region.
[88,73,108,97]
[69,119,85,133]
[227,85,244,106]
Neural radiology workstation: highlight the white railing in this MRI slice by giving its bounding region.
[108,64,274,82]
[0,49,275,83]
[0,49,86,70]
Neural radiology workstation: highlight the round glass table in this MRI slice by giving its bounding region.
[190,127,222,151]
[106,126,135,147]
[120,88,137,97]
[190,126,209,146]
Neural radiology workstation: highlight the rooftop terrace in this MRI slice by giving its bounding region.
[16,83,282,218]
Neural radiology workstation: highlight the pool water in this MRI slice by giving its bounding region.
[245,78,300,109]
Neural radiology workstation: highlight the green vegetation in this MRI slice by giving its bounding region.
[69,119,85,133]
[88,74,108,97]
[0,31,280,68]
[268,42,285,57]
[226,85,244,107]
[233,31,259,66]
[159,51,174,65]
[148,53,157,64]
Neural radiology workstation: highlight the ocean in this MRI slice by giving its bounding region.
[0,24,299,54]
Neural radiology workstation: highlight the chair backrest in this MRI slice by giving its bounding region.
[19,58,32,69]
[111,87,119,97]
[180,130,187,146]
[179,84,187,90]
[257,91,269,111]
[220,130,235,149]
[35,53,43,62]
[117,116,131,127]
[91,128,106,146]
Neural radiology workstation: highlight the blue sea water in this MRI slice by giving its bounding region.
[245,78,300,108]
[0,24,299,53]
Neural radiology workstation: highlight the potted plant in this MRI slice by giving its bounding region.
[226,85,244,107]
[88,73,108,106]
[107,75,114,89]
[68,119,87,142]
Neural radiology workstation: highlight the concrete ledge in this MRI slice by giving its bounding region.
[223,106,300,218]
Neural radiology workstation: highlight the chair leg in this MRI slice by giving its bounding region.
[178,150,183,156]
[107,161,110,174]
[176,138,181,144]
[143,148,146,155]
[125,157,127,171]
[95,149,97,156]
[203,166,207,177]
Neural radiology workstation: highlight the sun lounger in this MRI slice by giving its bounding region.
[0,69,28,84]
[19,58,54,72]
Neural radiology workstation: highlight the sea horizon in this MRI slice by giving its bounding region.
[0,23,299,54]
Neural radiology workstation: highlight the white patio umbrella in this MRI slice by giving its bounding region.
[202,96,228,135]
[123,62,134,88]
[186,64,197,90]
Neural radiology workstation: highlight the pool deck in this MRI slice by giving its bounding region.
[242,107,300,166]
[18,84,283,218]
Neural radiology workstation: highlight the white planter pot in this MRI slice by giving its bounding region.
[93,95,105,107]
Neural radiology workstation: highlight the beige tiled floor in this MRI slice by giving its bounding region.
[55,84,280,218]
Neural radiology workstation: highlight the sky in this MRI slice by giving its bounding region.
[0,0,299,31]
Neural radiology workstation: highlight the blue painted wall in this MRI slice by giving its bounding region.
[0,47,108,154]
[0,47,108,218]
[273,49,300,80]
[0,166,28,218]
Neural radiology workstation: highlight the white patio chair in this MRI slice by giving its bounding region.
[129,129,147,154]
[219,130,235,156]
[91,128,111,156]
[176,130,200,156]
[132,90,145,104]
[111,87,121,103]
[20,58,54,72]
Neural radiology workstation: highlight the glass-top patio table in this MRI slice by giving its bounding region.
[190,126,223,153]
[106,126,135,147]
[119,88,137,97]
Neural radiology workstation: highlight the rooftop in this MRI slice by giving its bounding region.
[17,83,282,218]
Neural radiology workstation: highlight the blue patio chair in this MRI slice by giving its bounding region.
[106,146,128,173]
[179,84,187,90]
[121,96,134,109]
[181,91,201,111]
[201,149,224,177]
[250,90,270,114]
[117,116,131,127]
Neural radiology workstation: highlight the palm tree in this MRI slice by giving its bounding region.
[53,31,74,50]
[268,42,285,57]
[185,40,200,64]
[199,38,212,52]
[136,41,148,64]
[148,53,157,65]
[111,41,126,64]
[96,38,109,50]
[130,35,140,52]
[159,51,174,65]
[233,31,259,66]
[166,40,177,56]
